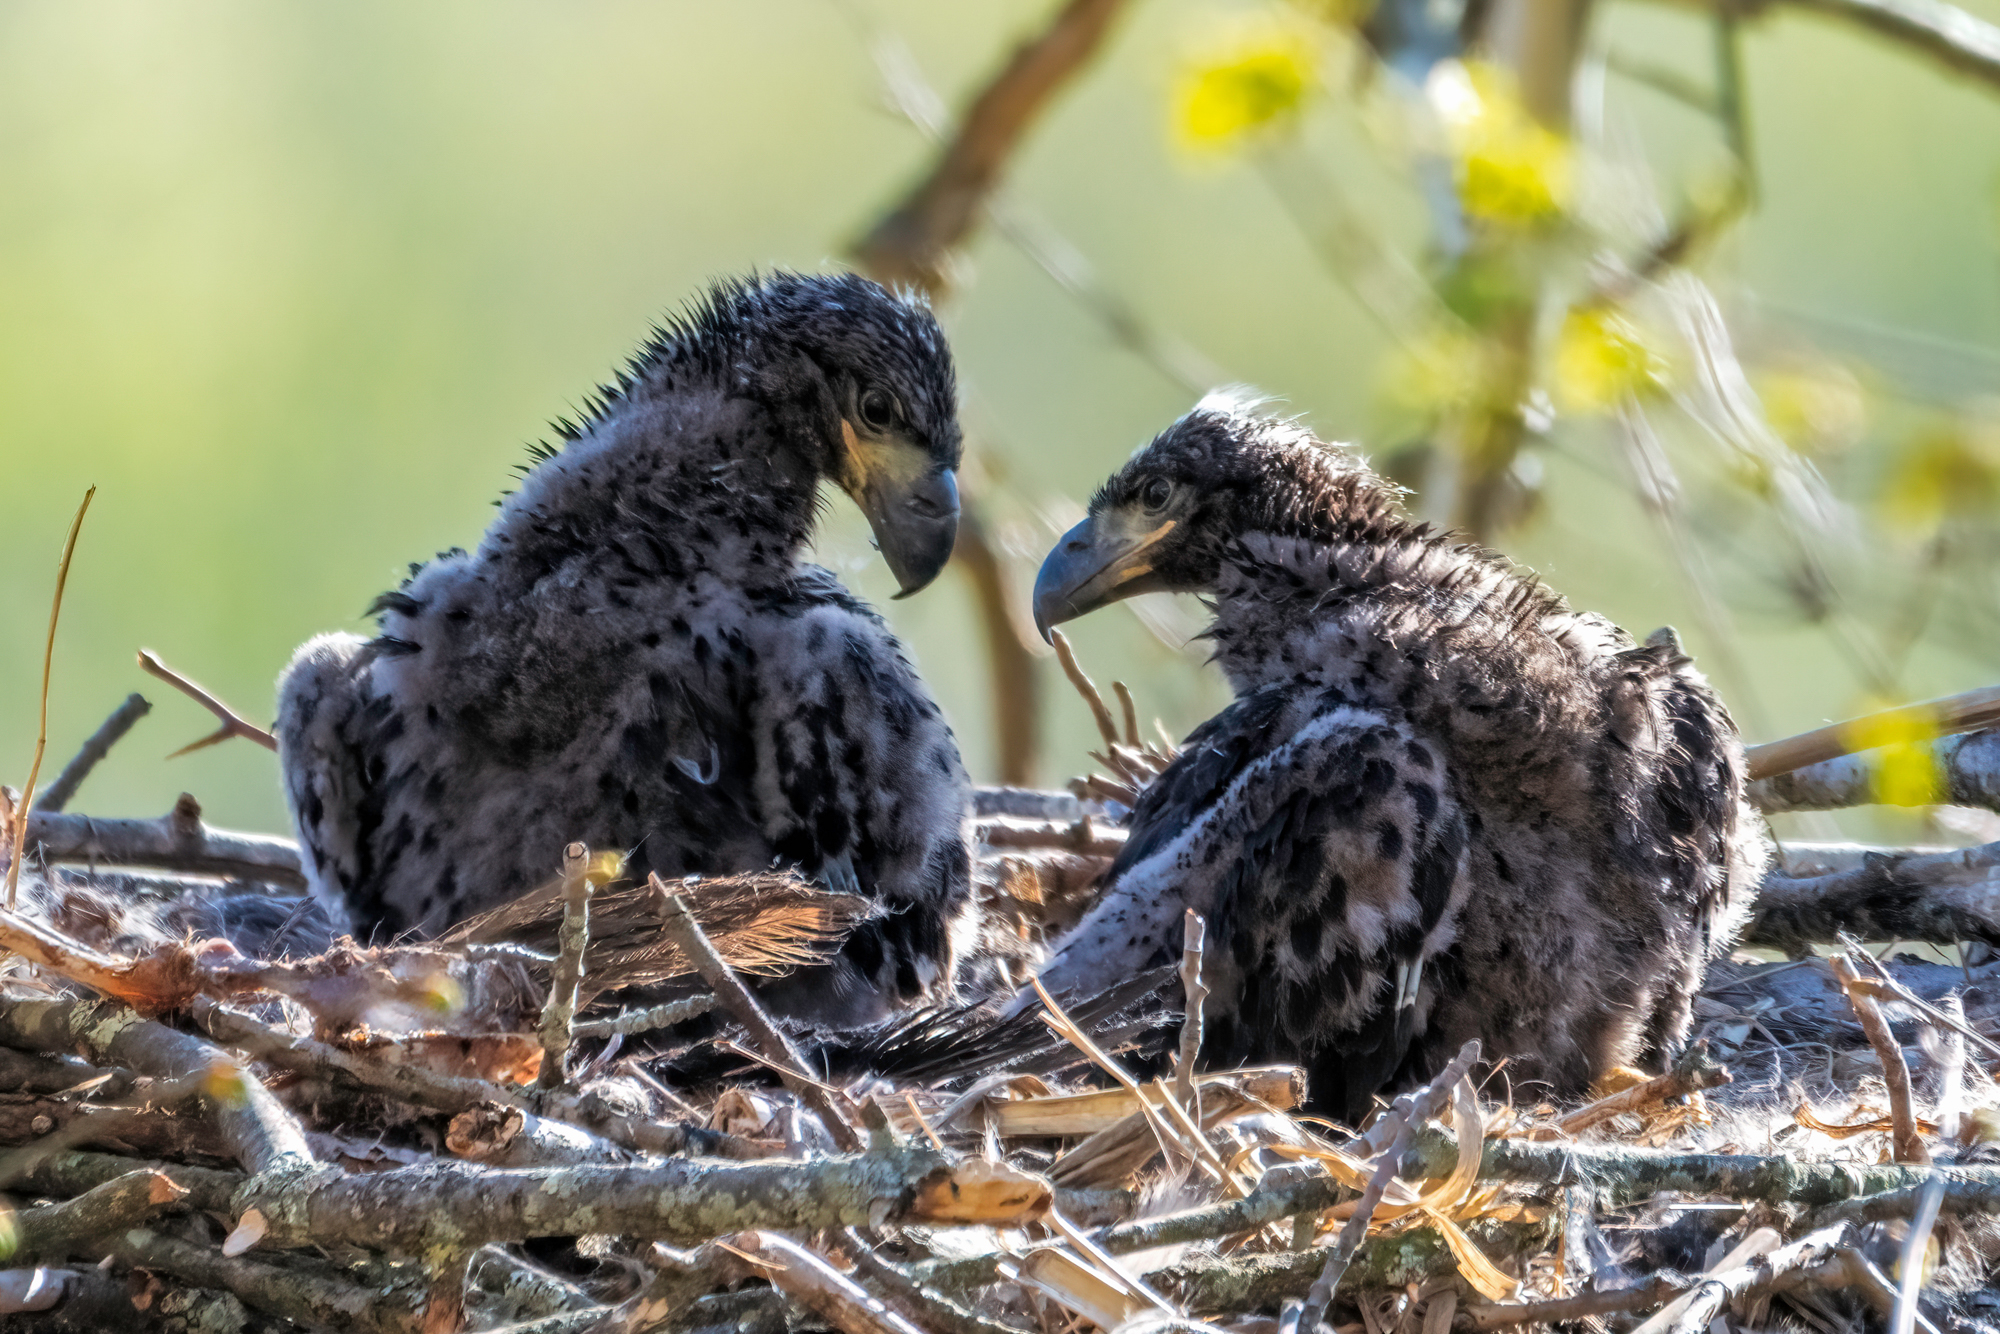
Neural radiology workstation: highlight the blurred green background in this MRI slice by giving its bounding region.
[2,0,1996,837]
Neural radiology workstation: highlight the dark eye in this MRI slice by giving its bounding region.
[857,388,898,433]
[1140,476,1174,512]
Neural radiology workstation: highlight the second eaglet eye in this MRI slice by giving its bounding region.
[858,388,897,433]
[1140,476,1173,512]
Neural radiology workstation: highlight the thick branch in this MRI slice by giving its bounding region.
[236,1144,1051,1253]
[32,693,151,814]
[0,996,312,1177]
[24,796,306,889]
[4,1168,189,1264]
[1751,729,2000,812]
[1743,838,2000,953]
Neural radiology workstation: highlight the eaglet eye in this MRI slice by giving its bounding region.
[857,387,898,433]
[1139,476,1174,512]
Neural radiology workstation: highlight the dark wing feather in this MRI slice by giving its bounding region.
[1078,687,1468,1126]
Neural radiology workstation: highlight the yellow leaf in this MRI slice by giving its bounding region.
[419,972,467,1016]
[1421,1206,1518,1301]
[1176,20,1318,150]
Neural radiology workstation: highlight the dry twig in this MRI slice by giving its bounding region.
[137,648,279,757]
[535,843,593,1090]
[7,485,95,910]
[31,692,150,815]
[1831,956,1930,1162]
[1293,1041,1481,1332]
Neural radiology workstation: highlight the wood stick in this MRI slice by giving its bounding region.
[0,995,313,1178]
[1839,1247,1943,1334]
[977,815,1126,857]
[1112,681,1141,748]
[138,648,279,756]
[8,485,95,910]
[94,1226,416,1334]
[728,1231,926,1334]
[1,1168,189,1265]
[1050,628,1122,750]
[230,1143,1050,1253]
[535,843,592,1090]
[570,994,714,1040]
[1752,728,2000,813]
[1832,956,1930,1163]
[24,798,306,888]
[32,693,150,815]
[652,876,864,1153]
[1173,909,1207,1121]
[1744,684,2000,781]
[1661,1223,1850,1334]
[1295,1042,1480,1332]
[1461,1276,1680,1330]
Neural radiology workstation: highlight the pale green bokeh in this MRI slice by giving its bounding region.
[2,0,1996,838]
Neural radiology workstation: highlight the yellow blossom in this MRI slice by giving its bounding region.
[1879,423,2000,539]
[1176,21,1317,150]
[1553,307,1668,413]
[1427,61,1573,225]
[1758,360,1866,455]
[1842,697,1945,807]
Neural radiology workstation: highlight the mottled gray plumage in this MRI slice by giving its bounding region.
[277,272,976,1025]
[1030,396,1770,1121]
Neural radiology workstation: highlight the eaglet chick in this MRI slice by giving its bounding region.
[1028,396,1770,1122]
[277,272,975,1026]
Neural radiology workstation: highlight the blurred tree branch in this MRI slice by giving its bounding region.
[1642,0,2000,96]
[852,0,1132,293]
[850,0,1136,785]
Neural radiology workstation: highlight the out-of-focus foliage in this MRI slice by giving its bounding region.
[1,1,1997,850]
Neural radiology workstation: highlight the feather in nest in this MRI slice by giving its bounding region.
[441,869,868,1000]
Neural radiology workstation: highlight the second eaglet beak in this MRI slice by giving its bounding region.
[1032,510,1176,642]
[839,422,959,598]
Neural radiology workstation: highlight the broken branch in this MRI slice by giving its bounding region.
[32,693,151,815]
[137,649,279,757]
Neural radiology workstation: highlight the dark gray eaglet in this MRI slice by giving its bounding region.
[277,272,976,1026]
[1027,396,1770,1122]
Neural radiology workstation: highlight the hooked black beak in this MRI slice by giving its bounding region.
[838,423,959,597]
[1032,511,1176,642]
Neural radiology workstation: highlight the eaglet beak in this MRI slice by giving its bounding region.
[1032,510,1176,642]
[839,421,959,598]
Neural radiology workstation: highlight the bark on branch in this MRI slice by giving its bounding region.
[0,997,313,1178]
[1743,838,2000,954]
[233,1144,1050,1253]
[1751,728,2000,812]
[22,795,306,889]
